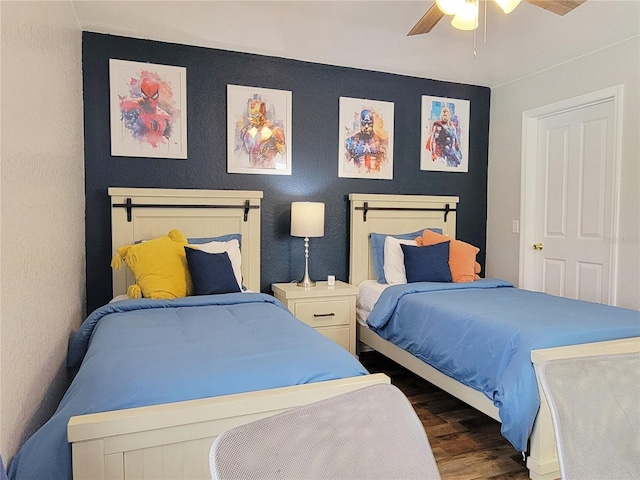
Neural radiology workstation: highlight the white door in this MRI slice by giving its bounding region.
[521,87,622,304]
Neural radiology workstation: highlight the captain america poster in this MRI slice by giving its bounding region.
[339,97,394,180]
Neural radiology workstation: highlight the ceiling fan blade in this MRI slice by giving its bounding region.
[407,4,445,36]
[525,0,587,16]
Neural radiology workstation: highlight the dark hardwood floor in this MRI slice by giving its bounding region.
[358,351,530,480]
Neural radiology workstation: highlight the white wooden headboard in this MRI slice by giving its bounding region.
[109,187,263,297]
[349,193,459,286]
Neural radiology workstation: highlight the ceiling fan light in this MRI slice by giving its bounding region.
[436,0,464,15]
[495,0,521,14]
[451,0,479,30]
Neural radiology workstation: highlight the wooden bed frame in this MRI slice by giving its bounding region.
[348,193,639,480]
[67,188,390,480]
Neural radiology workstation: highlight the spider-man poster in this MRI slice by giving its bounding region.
[109,59,187,159]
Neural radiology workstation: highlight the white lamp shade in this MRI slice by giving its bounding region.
[436,0,464,15]
[451,0,479,30]
[291,202,325,238]
[495,0,521,14]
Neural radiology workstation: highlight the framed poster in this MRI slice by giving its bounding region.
[109,59,187,159]
[338,97,394,180]
[227,85,292,175]
[420,96,469,172]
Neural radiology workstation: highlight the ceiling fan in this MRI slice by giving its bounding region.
[408,0,587,35]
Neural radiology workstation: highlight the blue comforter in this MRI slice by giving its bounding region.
[367,279,640,452]
[9,293,368,480]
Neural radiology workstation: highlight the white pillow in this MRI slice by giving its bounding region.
[383,236,417,285]
[109,294,130,303]
[191,239,243,290]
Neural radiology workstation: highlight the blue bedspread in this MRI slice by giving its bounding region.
[367,279,640,452]
[9,293,368,480]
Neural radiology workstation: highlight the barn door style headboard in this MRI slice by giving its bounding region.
[348,193,459,287]
[109,187,263,297]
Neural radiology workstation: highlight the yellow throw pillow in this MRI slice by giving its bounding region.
[111,229,192,299]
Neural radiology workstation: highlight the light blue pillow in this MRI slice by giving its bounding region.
[401,242,452,283]
[370,228,442,284]
[188,233,241,246]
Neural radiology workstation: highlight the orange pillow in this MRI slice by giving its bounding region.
[415,229,480,283]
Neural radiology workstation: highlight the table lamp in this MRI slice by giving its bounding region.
[290,202,325,288]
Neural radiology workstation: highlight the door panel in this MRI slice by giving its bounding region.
[579,117,607,239]
[543,258,565,297]
[543,125,569,238]
[576,261,603,303]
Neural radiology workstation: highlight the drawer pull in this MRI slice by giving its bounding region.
[313,313,335,318]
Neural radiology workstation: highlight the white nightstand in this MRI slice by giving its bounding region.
[272,281,358,355]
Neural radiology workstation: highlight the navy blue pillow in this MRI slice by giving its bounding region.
[401,242,452,283]
[370,228,443,284]
[185,247,241,295]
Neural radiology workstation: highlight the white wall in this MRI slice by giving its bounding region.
[0,1,85,462]
[487,36,640,310]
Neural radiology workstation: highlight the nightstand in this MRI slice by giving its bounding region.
[272,281,358,355]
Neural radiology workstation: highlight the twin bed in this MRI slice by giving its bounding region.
[9,189,639,480]
[349,193,640,480]
[9,188,389,480]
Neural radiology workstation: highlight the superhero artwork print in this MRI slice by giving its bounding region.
[338,97,394,180]
[109,59,187,159]
[420,96,469,172]
[227,85,292,175]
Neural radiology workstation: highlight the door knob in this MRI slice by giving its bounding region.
[533,243,544,251]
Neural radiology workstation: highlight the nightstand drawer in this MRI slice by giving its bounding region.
[293,298,351,327]
[317,326,351,351]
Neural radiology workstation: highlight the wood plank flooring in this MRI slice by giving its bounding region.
[358,350,530,480]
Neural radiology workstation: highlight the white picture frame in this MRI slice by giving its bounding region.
[109,59,187,159]
[227,85,292,175]
[338,97,394,180]
[420,95,470,172]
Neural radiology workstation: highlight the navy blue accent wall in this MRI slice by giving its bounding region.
[83,32,490,314]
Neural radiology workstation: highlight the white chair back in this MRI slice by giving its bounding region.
[210,383,441,480]
[536,352,640,480]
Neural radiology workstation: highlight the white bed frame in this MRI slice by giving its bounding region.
[67,188,390,480]
[348,193,640,480]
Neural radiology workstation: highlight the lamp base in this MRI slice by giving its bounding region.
[297,276,316,289]
[297,236,316,288]
[297,263,316,288]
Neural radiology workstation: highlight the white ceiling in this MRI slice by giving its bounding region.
[73,0,640,88]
